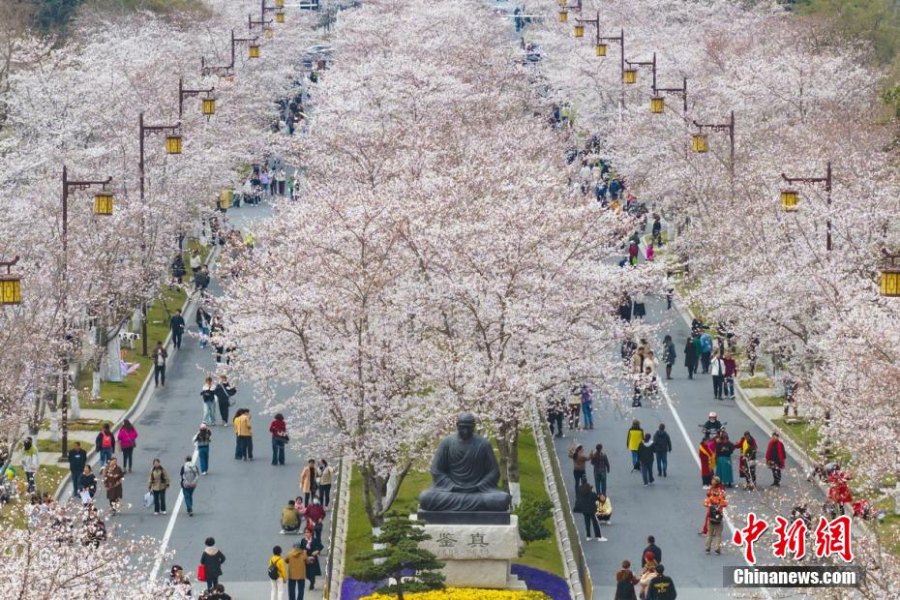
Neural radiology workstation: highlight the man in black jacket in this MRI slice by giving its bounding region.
[214,375,236,425]
[67,442,87,496]
[653,424,673,477]
[638,434,655,486]
[647,564,677,600]
[169,309,186,350]
[642,535,662,566]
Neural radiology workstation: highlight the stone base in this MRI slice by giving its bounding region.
[417,510,510,525]
[414,515,524,589]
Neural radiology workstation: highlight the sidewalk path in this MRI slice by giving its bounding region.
[107,201,327,599]
[553,291,820,599]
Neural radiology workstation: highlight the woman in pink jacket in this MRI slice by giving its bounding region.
[117,420,139,473]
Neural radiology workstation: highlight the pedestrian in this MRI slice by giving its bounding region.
[580,384,595,430]
[148,458,170,515]
[683,337,697,379]
[723,352,737,400]
[300,459,317,506]
[168,565,193,596]
[196,304,212,348]
[638,553,659,599]
[268,545,287,600]
[699,331,713,374]
[614,560,639,600]
[96,422,116,467]
[317,459,334,507]
[700,477,727,535]
[68,441,88,496]
[633,293,647,319]
[211,315,226,363]
[665,285,673,310]
[181,455,200,516]
[627,420,643,471]
[117,419,138,473]
[705,490,727,555]
[628,240,639,266]
[643,535,662,565]
[79,465,97,502]
[200,536,226,591]
[270,414,289,466]
[201,376,217,426]
[652,215,662,246]
[300,529,324,590]
[101,456,124,513]
[738,431,758,490]
[170,308,186,350]
[569,444,588,490]
[572,481,606,542]
[595,493,612,524]
[662,335,676,380]
[546,397,565,437]
[710,350,726,400]
[766,432,786,487]
[172,253,186,284]
[304,498,326,545]
[215,375,237,426]
[233,409,254,461]
[151,340,168,387]
[285,541,308,600]
[715,433,735,487]
[747,336,760,376]
[645,243,655,262]
[21,437,38,494]
[646,564,677,600]
[653,425,672,478]
[280,499,302,534]
[566,392,581,431]
[193,423,212,475]
[638,434,655,486]
[190,249,202,274]
[589,443,610,496]
[698,438,715,488]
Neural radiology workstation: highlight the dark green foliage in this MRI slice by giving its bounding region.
[29,0,84,32]
[516,495,553,545]
[348,512,446,600]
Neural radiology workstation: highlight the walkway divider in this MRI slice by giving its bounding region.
[324,453,352,599]
[530,404,590,600]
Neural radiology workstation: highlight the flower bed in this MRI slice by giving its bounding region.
[361,589,549,600]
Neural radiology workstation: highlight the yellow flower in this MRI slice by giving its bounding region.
[361,588,550,600]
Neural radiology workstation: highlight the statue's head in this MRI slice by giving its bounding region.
[456,412,476,441]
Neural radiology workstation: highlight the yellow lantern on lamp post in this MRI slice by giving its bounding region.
[202,97,216,117]
[623,68,637,84]
[93,191,114,216]
[275,11,285,23]
[249,43,261,59]
[650,96,665,114]
[165,135,183,154]
[275,0,284,7]
[559,10,568,23]
[557,0,566,5]
[691,133,709,153]
[0,256,22,305]
[780,189,799,212]
[219,188,234,211]
[574,24,585,38]
[595,43,608,57]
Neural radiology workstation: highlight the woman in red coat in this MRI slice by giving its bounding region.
[766,433,786,487]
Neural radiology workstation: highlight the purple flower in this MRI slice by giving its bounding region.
[511,563,572,600]
[340,575,380,600]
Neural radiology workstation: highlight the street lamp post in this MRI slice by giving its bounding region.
[60,165,114,459]
[780,161,833,251]
[692,111,736,178]
[624,52,656,90]
[201,29,260,77]
[138,113,182,356]
[178,77,216,119]
[652,76,688,114]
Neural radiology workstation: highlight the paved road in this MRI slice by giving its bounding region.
[107,200,328,599]
[553,291,820,600]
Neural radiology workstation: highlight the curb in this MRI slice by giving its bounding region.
[325,453,353,599]
[53,244,221,501]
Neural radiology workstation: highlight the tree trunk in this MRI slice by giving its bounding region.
[361,461,414,528]
[495,420,521,492]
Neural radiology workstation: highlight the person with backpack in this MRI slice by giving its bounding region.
[589,443,611,496]
[181,456,200,516]
[627,420,644,472]
[193,423,212,475]
[653,425,672,478]
[117,419,138,473]
[148,458,170,515]
[215,375,237,426]
[700,478,728,536]
[705,491,727,555]
[268,545,287,600]
[647,564,677,600]
[96,423,116,467]
[200,536,226,592]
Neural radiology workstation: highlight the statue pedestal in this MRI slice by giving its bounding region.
[412,514,526,590]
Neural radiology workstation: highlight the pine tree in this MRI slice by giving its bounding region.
[349,512,446,600]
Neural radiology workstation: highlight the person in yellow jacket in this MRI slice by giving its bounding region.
[268,545,287,600]
[233,409,254,461]
[626,420,644,471]
[595,493,613,524]
[285,542,308,600]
